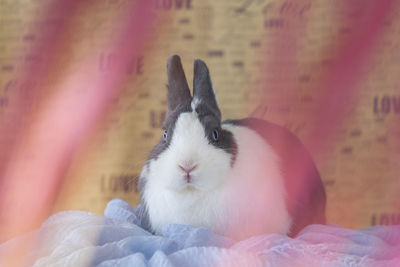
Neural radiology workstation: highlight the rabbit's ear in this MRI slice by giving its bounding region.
[193,59,221,119]
[166,55,192,111]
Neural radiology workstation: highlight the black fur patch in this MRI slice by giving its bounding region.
[147,102,238,170]
[167,55,191,111]
[196,103,238,166]
[193,59,221,120]
[147,101,192,162]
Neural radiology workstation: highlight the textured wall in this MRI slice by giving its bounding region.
[0,0,399,238]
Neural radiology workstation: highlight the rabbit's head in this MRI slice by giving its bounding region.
[140,55,237,193]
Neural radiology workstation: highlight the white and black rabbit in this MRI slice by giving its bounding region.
[138,55,326,240]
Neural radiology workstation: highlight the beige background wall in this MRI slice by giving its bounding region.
[1,0,399,230]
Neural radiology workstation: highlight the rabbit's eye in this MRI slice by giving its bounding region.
[212,129,219,142]
[163,130,168,140]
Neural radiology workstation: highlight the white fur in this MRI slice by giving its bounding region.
[142,114,292,240]
[190,98,201,111]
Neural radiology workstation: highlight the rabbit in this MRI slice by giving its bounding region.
[137,55,326,240]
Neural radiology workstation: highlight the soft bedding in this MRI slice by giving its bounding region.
[1,199,399,266]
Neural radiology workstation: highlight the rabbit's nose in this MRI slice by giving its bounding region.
[178,163,197,174]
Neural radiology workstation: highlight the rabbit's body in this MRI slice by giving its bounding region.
[138,55,326,240]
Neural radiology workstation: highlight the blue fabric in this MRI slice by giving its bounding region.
[1,198,399,266]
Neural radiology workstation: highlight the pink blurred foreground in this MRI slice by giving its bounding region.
[0,0,155,244]
[0,0,398,265]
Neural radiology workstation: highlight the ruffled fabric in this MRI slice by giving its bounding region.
[1,198,399,267]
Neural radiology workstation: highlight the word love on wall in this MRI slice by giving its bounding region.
[373,95,400,115]
[371,212,400,226]
[154,0,192,10]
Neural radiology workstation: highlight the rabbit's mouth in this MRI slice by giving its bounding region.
[173,174,210,192]
[184,173,192,183]
[180,174,198,188]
